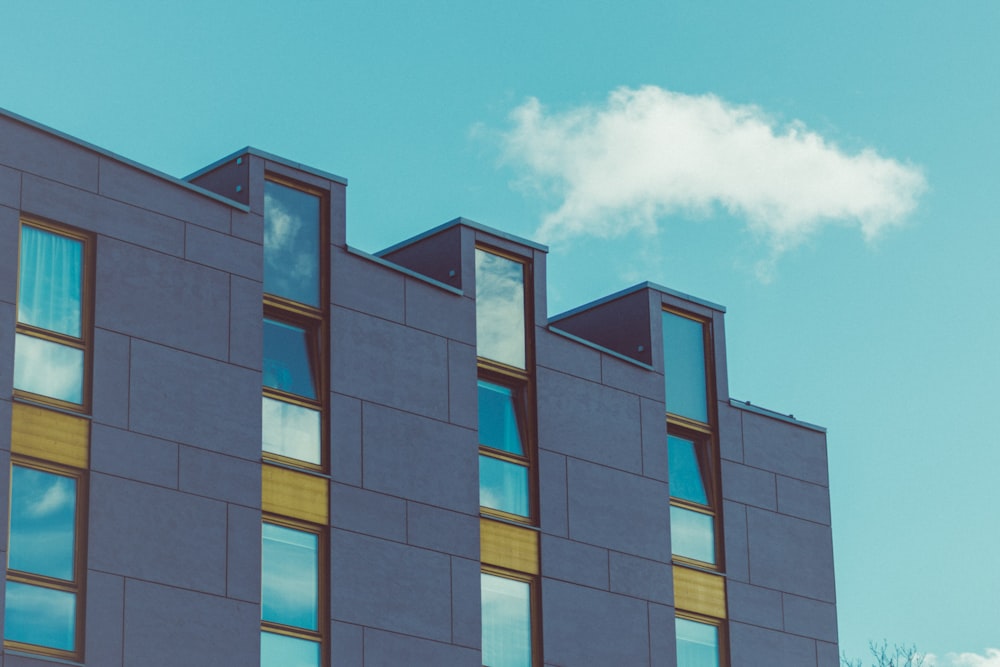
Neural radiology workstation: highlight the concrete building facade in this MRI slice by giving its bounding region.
[0,108,837,666]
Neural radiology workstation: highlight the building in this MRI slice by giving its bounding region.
[0,108,838,667]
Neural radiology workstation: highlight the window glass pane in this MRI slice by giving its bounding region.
[478,380,524,455]
[9,466,76,580]
[4,582,76,651]
[264,319,317,399]
[264,181,321,306]
[479,455,530,518]
[670,505,716,564]
[482,573,532,667]
[18,225,83,337]
[262,397,322,464]
[13,333,84,404]
[668,435,708,505]
[662,311,708,422]
[676,617,720,667]
[261,631,320,667]
[476,249,526,369]
[262,524,319,630]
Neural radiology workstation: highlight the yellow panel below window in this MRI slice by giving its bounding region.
[262,464,329,525]
[673,564,727,619]
[480,518,539,575]
[11,402,90,469]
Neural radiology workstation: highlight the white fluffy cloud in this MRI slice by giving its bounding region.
[925,649,1000,667]
[501,86,926,257]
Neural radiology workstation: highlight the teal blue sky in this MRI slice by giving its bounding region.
[3,2,999,663]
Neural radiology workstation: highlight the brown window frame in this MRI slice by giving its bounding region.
[481,564,542,667]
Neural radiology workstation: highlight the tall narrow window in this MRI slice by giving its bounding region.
[13,222,90,409]
[261,521,322,667]
[478,379,530,519]
[668,433,716,565]
[482,572,533,667]
[5,462,85,658]
[676,616,722,667]
[262,180,326,469]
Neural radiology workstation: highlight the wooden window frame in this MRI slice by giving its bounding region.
[481,565,542,667]
[13,219,94,414]
[5,456,88,661]
[262,176,329,472]
[260,514,328,666]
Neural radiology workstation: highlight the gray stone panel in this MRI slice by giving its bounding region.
[21,174,184,256]
[783,593,839,642]
[710,310,730,402]
[648,602,678,667]
[541,534,609,590]
[179,445,259,507]
[330,183,347,247]
[729,621,818,667]
[640,397,668,482]
[447,340,477,429]
[229,274,263,371]
[231,210,262,244]
[362,402,477,513]
[363,629,480,667]
[330,392,362,487]
[727,580,783,630]
[538,449,568,537]
[542,579,651,666]
[537,367,643,473]
[329,482,407,543]
[450,556,482,649]
[0,303,13,401]
[747,507,836,602]
[536,329,602,383]
[331,306,449,421]
[723,500,750,582]
[226,504,260,604]
[129,340,259,460]
[185,223,260,281]
[0,401,10,453]
[92,328,130,428]
[742,411,829,486]
[330,621,364,667]
[406,501,479,559]
[609,552,673,605]
[331,530,453,642]
[0,207,17,305]
[331,251,405,323]
[84,571,125,667]
[722,461,777,510]
[89,473,227,594]
[0,121,99,191]
[99,158,231,232]
[567,459,670,562]
[122,579,259,667]
[817,640,840,667]
[97,237,230,360]
[777,475,832,525]
[91,424,178,489]
[0,164,18,209]
[718,401,744,463]
[405,277,474,344]
[601,354,661,401]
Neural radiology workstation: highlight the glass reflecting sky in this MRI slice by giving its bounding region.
[670,505,715,564]
[4,582,76,651]
[18,225,82,338]
[676,617,719,667]
[478,380,523,455]
[662,311,707,422]
[668,435,708,505]
[9,466,76,580]
[475,250,526,369]
[13,334,84,404]
[481,573,531,667]
[262,523,318,630]
[262,397,321,464]
[260,631,320,667]
[264,181,320,307]
[480,455,529,517]
[263,319,316,399]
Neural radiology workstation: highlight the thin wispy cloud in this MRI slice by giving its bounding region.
[926,649,1000,667]
[500,86,926,274]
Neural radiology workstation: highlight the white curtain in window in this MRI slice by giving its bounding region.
[18,226,82,337]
